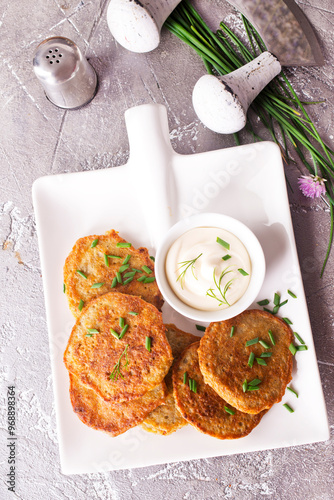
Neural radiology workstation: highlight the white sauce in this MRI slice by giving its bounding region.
[165,227,251,311]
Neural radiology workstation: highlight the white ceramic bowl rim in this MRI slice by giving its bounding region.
[155,213,266,323]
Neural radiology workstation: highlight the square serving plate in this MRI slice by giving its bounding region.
[33,104,329,475]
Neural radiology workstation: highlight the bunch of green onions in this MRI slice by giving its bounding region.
[165,0,334,275]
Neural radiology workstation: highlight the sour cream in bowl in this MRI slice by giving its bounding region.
[155,213,265,322]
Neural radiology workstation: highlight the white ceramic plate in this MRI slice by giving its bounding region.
[33,104,329,475]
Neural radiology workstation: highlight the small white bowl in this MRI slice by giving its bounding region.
[155,213,265,323]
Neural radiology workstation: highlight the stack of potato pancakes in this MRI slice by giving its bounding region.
[63,230,294,439]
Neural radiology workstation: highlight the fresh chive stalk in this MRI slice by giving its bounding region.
[91,238,98,248]
[87,328,99,334]
[110,328,120,340]
[294,332,305,344]
[78,299,84,311]
[128,311,138,316]
[288,290,297,299]
[119,317,125,328]
[256,357,267,366]
[268,330,275,345]
[111,277,117,288]
[119,264,129,273]
[259,340,270,349]
[119,324,129,339]
[289,343,297,355]
[222,254,231,261]
[230,326,235,337]
[238,268,249,276]
[283,318,293,325]
[183,372,187,384]
[165,0,334,275]
[142,265,152,274]
[143,277,156,283]
[122,254,131,265]
[150,255,155,262]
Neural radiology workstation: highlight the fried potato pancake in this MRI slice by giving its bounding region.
[198,309,294,414]
[64,229,163,318]
[64,292,173,403]
[142,324,200,435]
[173,342,266,439]
[69,373,167,437]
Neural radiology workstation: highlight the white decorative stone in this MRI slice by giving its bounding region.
[192,51,282,134]
[107,0,181,53]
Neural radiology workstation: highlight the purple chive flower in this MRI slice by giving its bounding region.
[298,174,327,199]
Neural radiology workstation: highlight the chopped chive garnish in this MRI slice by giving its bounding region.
[288,290,297,298]
[274,293,280,306]
[279,299,288,307]
[85,333,93,337]
[283,317,293,325]
[119,264,129,273]
[283,403,294,413]
[259,340,270,349]
[128,311,138,316]
[238,268,249,276]
[104,253,109,266]
[119,317,125,328]
[230,326,235,337]
[116,272,122,284]
[150,255,155,262]
[132,268,143,273]
[91,238,98,248]
[257,299,269,306]
[123,271,136,278]
[137,276,146,282]
[217,237,230,249]
[248,352,255,368]
[78,299,84,311]
[91,282,104,289]
[256,357,267,366]
[183,372,187,384]
[109,344,129,381]
[63,283,66,293]
[224,406,235,415]
[76,270,87,279]
[222,254,232,261]
[242,379,248,392]
[145,336,151,352]
[87,328,99,334]
[260,352,272,358]
[287,387,298,398]
[196,325,206,332]
[263,307,274,314]
[189,378,197,393]
[268,330,275,345]
[111,277,117,288]
[297,345,308,351]
[294,332,305,344]
[119,324,129,339]
[143,276,156,283]
[108,255,122,259]
[142,265,152,274]
[289,343,297,355]
[247,386,260,391]
[246,337,259,347]
[122,254,131,265]
[273,305,280,314]
[248,378,261,387]
[116,242,132,248]
[123,277,133,285]
[110,328,120,340]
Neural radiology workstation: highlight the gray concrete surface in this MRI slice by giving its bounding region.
[0,0,333,498]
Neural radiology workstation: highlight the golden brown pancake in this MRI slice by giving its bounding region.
[69,373,167,437]
[173,342,266,439]
[142,324,200,435]
[64,229,163,318]
[64,292,173,403]
[198,309,294,414]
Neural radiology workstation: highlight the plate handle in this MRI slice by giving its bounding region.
[124,103,176,249]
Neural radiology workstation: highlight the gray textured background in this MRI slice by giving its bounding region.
[1,0,333,498]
